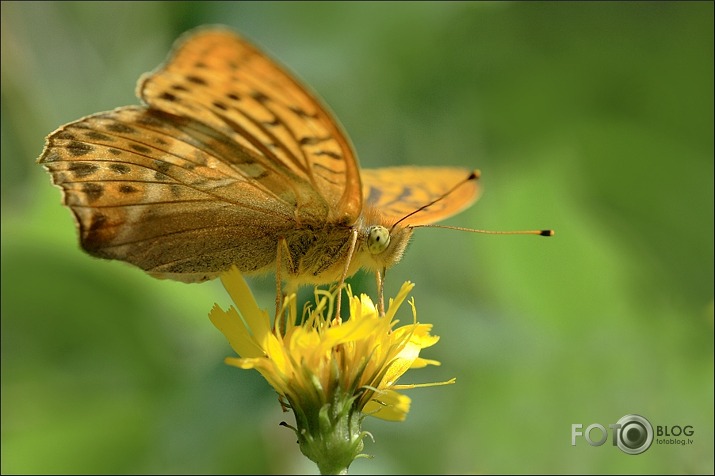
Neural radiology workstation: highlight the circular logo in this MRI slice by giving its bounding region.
[616,414,653,455]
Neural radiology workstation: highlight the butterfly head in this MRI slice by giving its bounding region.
[361,218,414,272]
[366,225,390,254]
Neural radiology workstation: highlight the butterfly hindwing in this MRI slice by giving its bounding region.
[39,106,308,282]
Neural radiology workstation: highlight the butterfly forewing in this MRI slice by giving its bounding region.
[138,28,362,223]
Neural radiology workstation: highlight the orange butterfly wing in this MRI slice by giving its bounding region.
[361,167,480,226]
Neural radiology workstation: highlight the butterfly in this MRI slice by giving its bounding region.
[38,26,484,314]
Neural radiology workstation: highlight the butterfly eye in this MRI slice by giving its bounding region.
[367,226,391,255]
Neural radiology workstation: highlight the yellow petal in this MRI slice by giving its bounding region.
[221,267,265,332]
[384,282,414,322]
[410,357,441,369]
[209,305,264,358]
[363,390,411,421]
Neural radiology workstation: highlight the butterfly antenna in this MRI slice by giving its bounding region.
[390,169,481,232]
[411,224,555,236]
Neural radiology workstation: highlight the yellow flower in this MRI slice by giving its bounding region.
[209,266,454,474]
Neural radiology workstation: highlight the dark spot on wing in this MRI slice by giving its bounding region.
[130,144,151,154]
[290,106,318,119]
[119,184,139,194]
[41,151,61,163]
[82,183,104,202]
[315,164,341,185]
[213,101,228,111]
[313,150,342,160]
[153,159,171,175]
[68,162,99,177]
[252,169,269,180]
[160,92,178,102]
[299,136,331,145]
[314,162,343,176]
[365,185,383,205]
[85,131,112,141]
[55,131,77,140]
[251,91,269,103]
[82,212,108,251]
[67,141,93,157]
[153,160,171,182]
[106,123,136,134]
[186,75,207,85]
[110,163,131,174]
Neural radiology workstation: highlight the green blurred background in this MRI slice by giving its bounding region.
[2,2,713,474]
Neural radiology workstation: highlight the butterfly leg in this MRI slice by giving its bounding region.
[275,237,295,333]
[334,228,359,321]
[275,239,284,330]
[375,268,386,316]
